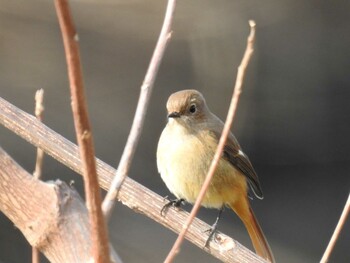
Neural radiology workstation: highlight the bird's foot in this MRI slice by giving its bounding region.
[203,224,218,248]
[160,197,185,216]
[203,205,225,247]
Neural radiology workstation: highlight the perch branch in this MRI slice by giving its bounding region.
[102,0,176,220]
[0,97,266,263]
[320,193,350,263]
[54,0,110,262]
[164,20,257,263]
[32,89,45,263]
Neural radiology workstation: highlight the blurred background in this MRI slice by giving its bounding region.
[0,0,349,262]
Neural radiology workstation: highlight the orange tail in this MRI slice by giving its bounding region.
[230,197,275,263]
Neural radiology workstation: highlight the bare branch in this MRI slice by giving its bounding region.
[0,97,266,263]
[54,0,111,262]
[33,89,45,180]
[32,89,45,263]
[32,237,41,263]
[102,0,177,220]
[164,20,257,263]
[320,193,350,263]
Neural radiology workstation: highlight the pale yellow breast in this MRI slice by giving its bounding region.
[157,120,247,208]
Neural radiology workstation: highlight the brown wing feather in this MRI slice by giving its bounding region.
[211,130,264,199]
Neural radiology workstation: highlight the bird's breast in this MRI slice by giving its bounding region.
[157,122,246,208]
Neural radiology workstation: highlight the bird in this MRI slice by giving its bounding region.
[156,89,275,262]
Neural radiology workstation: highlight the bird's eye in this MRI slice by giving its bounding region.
[189,104,196,114]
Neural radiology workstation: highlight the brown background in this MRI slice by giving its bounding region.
[0,1,349,262]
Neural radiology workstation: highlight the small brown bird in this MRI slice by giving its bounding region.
[157,89,275,262]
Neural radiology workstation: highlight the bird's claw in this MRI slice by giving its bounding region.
[204,226,217,248]
[160,197,185,216]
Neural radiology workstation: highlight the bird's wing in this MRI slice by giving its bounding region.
[211,130,264,199]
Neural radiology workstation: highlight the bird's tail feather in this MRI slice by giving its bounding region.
[230,198,275,263]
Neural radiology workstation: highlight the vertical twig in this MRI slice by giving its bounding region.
[32,89,45,263]
[164,20,257,263]
[33,89,45,179]
[54,0,111,262]
[320,193,350,263]
[102,0,177,219]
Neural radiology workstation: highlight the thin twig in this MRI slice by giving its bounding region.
[32,241,40,263]
[102,0,176,220]
[32,89,45,263]
[320,193,350,263]
[0,97,267,263]
[164,20,257,263]
[54,0,111,262]
[33,89,45,180]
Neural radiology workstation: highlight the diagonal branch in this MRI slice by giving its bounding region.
[54,0,110,262]
[164,20,257,263]
[102,0,177,220]
[320,193,350,263]
[0,96,266,263]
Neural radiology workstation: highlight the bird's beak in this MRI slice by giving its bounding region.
[167,111,180,118]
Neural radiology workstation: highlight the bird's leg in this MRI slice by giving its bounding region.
[204,205,225,247]
[161,197,185,216]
